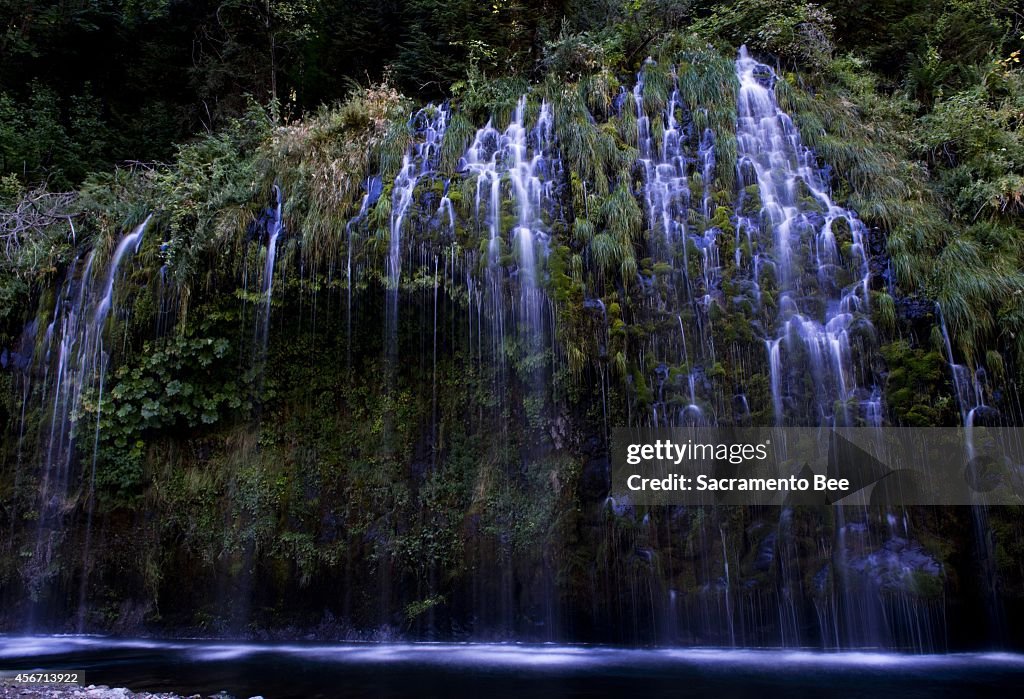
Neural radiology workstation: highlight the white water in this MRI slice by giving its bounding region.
[256,186,283,354]
[384,105,448,438]
[635,63,690,268]
[388,107,448,294]
[27,215,152,626]
[461,96,559,346]
[633,61,714,424]
[735,47,876,426]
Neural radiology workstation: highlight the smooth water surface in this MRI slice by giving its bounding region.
[2,637,1024,698]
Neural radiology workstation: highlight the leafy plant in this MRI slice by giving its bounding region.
[81,334,249,501]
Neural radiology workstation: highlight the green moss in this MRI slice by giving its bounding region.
[880,340,954,425]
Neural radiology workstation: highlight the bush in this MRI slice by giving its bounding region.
[694,0,836,69]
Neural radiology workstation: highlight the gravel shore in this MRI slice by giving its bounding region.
[0,684,262,699]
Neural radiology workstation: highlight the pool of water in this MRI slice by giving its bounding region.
[2,636,1024,698]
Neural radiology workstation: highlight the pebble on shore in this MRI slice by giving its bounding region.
[0,684,264,699]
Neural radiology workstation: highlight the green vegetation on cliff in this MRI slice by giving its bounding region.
[0,1,1022,645]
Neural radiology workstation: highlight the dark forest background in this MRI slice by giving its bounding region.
[1,1,1020,188]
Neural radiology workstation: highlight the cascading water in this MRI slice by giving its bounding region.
[939,307,991,444]
[1,46,1014,655]
[385,105,448,395]
[346,176,382,375]
[733,47,949,650]
[461,96,560,357]
[462,116,506,363]
[25,215,152,627]
[633,61,717,425]
[635,64,690,274]
[937,307,1005,642]
[632,58,741,641]
[734,47,876,427]
[459,95,563,635]
[255,186,283,355]
[509,97,557,339]
[694,128,720,360]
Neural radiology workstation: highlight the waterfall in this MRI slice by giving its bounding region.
[937,306,1004,642]
[635,63,690,275]
[256,186,283,355]
[460,95,560,353]
[509,97,557,340]
[720,526,736,646]
[27,214,152,626]
[346,176,382,374]
[388,108,449,292]
[731,47,948,650]
[3,45,1013,650]
[457,94,562,637]
[735,46,876,427]
[938,307,989,437]
[386,106,448,367]
[695,128,720,360]
[462,117,506,366]
[633,61,718,425]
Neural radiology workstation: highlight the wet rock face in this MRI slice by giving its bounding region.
[867,227,889,288]
[894,295,940,341]
[896,296,936,323]
[580,455,610,500]
[844,536,943,594]
[753,530,777,573]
